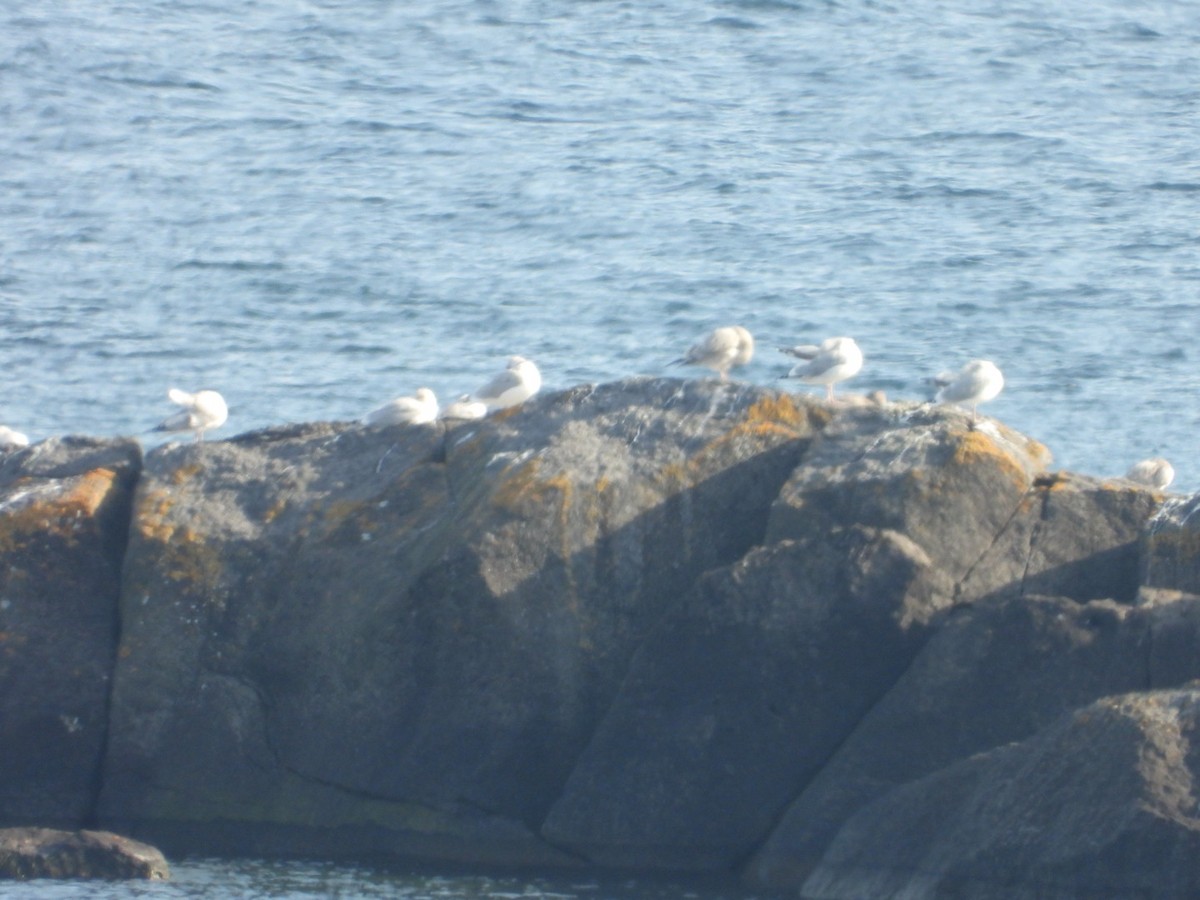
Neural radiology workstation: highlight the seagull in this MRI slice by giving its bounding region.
[673,326,754,381]
[440,394,488,421]
[362,387,439,427]
[932,360,1004,423]
[780,336,863,401]
[473,356,542,410]
[1125,457,1175,490]
[0,426,30,450]
[154,388,228,442]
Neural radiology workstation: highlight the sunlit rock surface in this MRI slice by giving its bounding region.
[0,379,1193,897]
[0,827,167,880]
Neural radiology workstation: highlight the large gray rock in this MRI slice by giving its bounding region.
[749,591,1200,891]
[99,379,820,861]
[0,827,168,880]
[0,438,142,826]
[766,406,1050,584]
[801,688,1200,900]
[541,526,954,870]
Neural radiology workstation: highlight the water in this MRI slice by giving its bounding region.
[0,859,780,900]
[2,0,1197,488]
[0,0,1197,892]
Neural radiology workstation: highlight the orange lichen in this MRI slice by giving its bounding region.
[170,463,204,486]
[949,430,1029,488]
[0,467,119,553]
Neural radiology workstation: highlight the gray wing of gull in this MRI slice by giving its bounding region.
[475,368,523,401]
[780,344,820,360]
[156,409,199,432]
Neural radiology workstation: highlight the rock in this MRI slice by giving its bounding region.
[801,688,1200,900]
[542,527,954,870]
[100,379,822,862]
[0,438,142,826]
[0,827,168,879]
[766,406,1050,583]
[749,591,1200,890]
[1141,492,1200,596]
[956,472,1162,604]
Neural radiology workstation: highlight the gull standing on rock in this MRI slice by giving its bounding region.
[780,336,863,401]
[363,387,439,427]
[1125,457,1175,490]
[932,360,1004,423]
[0,426,30,450]
[440,394,488,421]
[154,388,228,442]
[673,325,754,381]
[473,356,542,411]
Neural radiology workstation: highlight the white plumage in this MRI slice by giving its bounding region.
[0,426,30,450]
[674,326,754,380]
[1125,457,1175,490]
[362,387,439,427]
[781,336,863,401]
[473,356,542,410]
[155,388,228,441]
[932,360,1004,422]
[440,394,488,421]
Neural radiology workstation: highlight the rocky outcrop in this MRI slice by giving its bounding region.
[800,688,1200,900]
[0,438,141,827]
[0,827,167,879]
[0,378,1194,896]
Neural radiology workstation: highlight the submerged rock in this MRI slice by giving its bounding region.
[0,827,168,880]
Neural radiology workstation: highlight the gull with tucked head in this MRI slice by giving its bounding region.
[473,356,542,411]
[0,426,30,450]
[362,387,439,427]
[154,388,228,442]
[1125,457,1175,490]
[673,325,754,381]
[780,336,863,401]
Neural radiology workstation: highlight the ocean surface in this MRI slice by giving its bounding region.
[0,859,783,900]
[0,0,1197,894]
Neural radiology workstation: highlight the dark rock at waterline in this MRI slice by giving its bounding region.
[800,688,1200,900]
[0,438,142,827]
[0,827,168,880]
[542,527,953,870]
[0,378,1192,896]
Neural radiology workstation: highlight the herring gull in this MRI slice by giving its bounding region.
[154,388,228,441]
[780,336,863,401]
[0,426,30,450]
[673,325,754,380]
[363,387,439,427]
[932,360,1004,422]
[1125,457,1175,490]
[473,356,541,410]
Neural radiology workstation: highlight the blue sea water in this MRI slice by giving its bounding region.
[2,0,1198,489]
[0,0,1198,894]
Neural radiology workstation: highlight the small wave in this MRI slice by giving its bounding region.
[1146,181,1200,193]
[173,260,286,272]
[705,16,762,30]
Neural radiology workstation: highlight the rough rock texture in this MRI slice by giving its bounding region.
[0,827,168,879]
[0,438,142,827]
[1,378,1192,896]
[99,379,821,862]
[801,689,1200,900]
[748,593,1200,889]
[1141,492,1200,598]
[542,527,953,869]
